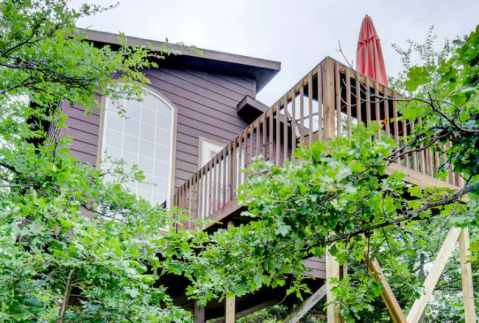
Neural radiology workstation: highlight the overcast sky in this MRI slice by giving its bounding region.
[72,0,478,106]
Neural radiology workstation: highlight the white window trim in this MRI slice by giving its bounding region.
[100,86,177,210]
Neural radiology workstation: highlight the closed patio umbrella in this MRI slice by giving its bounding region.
[356,15,389,86]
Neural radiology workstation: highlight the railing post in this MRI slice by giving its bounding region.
[326,245,342,323]
[323,58,335,141]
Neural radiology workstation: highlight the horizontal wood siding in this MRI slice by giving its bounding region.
[61,100,101,168]
[304,256,326,279]
[143,67,255,191]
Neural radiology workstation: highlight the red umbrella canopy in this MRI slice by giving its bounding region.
[356,15,389,86]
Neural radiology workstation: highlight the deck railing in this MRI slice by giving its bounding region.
[174,57,460,228]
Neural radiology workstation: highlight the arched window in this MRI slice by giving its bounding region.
[101,87,176,208]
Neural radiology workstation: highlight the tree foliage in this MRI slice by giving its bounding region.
[0,1,199,322]
[0,1,478,322]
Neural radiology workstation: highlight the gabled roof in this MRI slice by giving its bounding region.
[84,30,281,93]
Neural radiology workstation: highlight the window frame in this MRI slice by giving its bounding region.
[98,85,177,210]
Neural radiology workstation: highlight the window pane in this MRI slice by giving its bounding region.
[154,161,168,179]
[123,135,139,154]
[157,129,171,147]
[107,112,123,132]
[157,100,172,116]
[141,107,155,126]
[106,132,122,150]
[157,113,171,131]
[139,140,154,158]
[155,145,169,163]
[124,120,140,137]
[140,124,155,141]
[125,101,141,121]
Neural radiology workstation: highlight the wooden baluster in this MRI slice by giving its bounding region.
[300,82,305,144]
[384,91,390,137]
[188,179,192,228]
[335,62,341,137]
[238,132,243,186]
[223,148,227,205]
[392,94,400,164]
[262,115,266,160]
[269,109,273,162]
[365,78,371,127]
[442,144,449,183]
[276,102,280,165]
[249,125,253,171]
[411,120,418,171]
[283,94,289,161]
[208,160,213,216]
[448,141,456,186]
[213,155,218,213]
[231,139,236,199]
[256,118,260,160]
[291,89,297,163]
[375,81,381,140]
[356,74,362,125]
[194,173,199,223]
[308,72,314,144]
[317,66,323,141]
[198,169,203,220]
[346,68,352,138]
[419,119,426,174]
[434,143,440,177]
[402,119,410,168]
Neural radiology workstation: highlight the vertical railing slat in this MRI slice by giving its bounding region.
[356,74,362,125]
[392,93,400,164]
[411,120,419,171]
[276,102,281,165]
[291,89,296,162]
[283,94,289,162]
[308,72,314,144]
[317,65,323,141]
[375,81,381,140]
[366,78,371,126]
[403,119,410,168]
[269,109,273,162]
[300,83,305,144]
[256,118,260,160]
[384,91,391,137]
[346,68,352,137]
[335,62,341,137]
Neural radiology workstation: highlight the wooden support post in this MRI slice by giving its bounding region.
[283,285,327,323]
[459,227,476,323]
[225,296,235,323]
[367,259,407,323]
[407,227,462,323]
[194,302,205,323]
[326,247,342,323]
[322,58,335,141]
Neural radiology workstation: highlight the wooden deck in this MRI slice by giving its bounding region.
[174,56,462,230]
[170,56,464,321]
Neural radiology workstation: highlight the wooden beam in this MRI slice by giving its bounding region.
[211,300,279,323]
[326,247,342,323]
[367,259,407,323]
[194,302,205,323]
[282,285,327,323]
[225,296,236,323]
[407,227,462,323]
[459,227,476,323]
